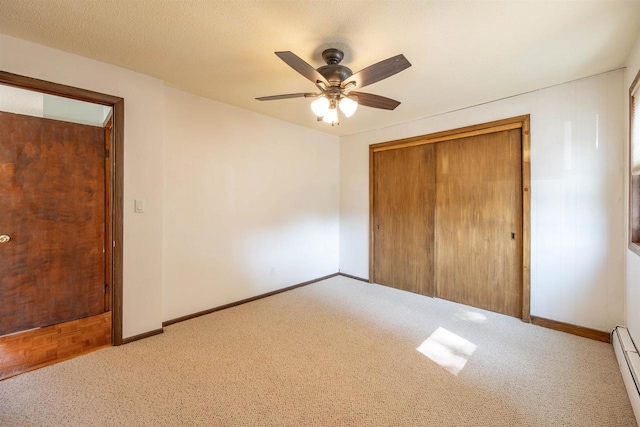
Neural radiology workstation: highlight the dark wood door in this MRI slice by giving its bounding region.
[372,144,436,296]
[435,129,522,317]
[0,111,106,336]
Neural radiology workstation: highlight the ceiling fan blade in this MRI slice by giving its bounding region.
[343,54,411,90]
[275,51,330,87]
[350,92,401,110]
[255,92,318,101]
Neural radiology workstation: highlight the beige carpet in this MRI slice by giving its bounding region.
[0,276,636,426]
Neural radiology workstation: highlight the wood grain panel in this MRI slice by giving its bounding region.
[530,316,610,343]
[373,122,522,153]
[371,115,528,152]
[0,71,121,106]
[104,121,112,312]
[435,129,523,317]
[373,144,436,296]
[0,312,111,381]
[0,112,106,336]
[369,116,530,320]
[112,100,124,345]
[521,118,531,321]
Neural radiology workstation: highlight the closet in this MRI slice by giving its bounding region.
[370,116,530,319]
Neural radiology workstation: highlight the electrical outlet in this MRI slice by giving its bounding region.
[270,267,276,276]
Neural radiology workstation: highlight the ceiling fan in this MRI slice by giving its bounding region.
[256,48,411,125]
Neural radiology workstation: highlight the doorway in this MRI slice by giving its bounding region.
[0,71,124,379]
[369,116,531,320]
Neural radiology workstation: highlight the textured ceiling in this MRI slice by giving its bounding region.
[0,1,639,136]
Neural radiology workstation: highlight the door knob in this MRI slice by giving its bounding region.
[0,235,10,243]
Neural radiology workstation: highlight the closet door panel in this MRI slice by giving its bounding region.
[435,129,522,317]
[373,144,436,296]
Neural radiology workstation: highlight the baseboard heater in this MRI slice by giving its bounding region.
[612,326,640,424]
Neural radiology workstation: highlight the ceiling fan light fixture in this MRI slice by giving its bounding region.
[339,97,358,118]
[311,96,329,117]
[259,49,411,125]
[322,107,338,125]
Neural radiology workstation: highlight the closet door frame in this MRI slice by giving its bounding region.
[369,115,531,322]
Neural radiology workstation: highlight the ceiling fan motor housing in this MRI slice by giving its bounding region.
[317,49,352,85]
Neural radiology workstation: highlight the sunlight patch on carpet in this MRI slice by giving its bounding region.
[454,309,488,323]
[417,327,477,375]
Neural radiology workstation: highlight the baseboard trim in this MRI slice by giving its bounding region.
[122,328,164,344]
[162,273,340,327]
[338,272,370,282]
[530,316,610,343]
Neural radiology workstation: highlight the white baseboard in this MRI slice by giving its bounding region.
[612,326,640,425]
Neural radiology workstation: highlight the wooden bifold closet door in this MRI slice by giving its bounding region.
[371,125,523,318]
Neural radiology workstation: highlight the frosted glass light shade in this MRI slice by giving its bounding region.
[322,107,338,124]
[311,97,329,117]
[339,97,358,117]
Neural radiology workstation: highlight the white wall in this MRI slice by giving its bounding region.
[162,88,340,321]
[340,70,626,332]
[625,31,640,345]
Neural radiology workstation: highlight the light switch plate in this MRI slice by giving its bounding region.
[134,199,145,213]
